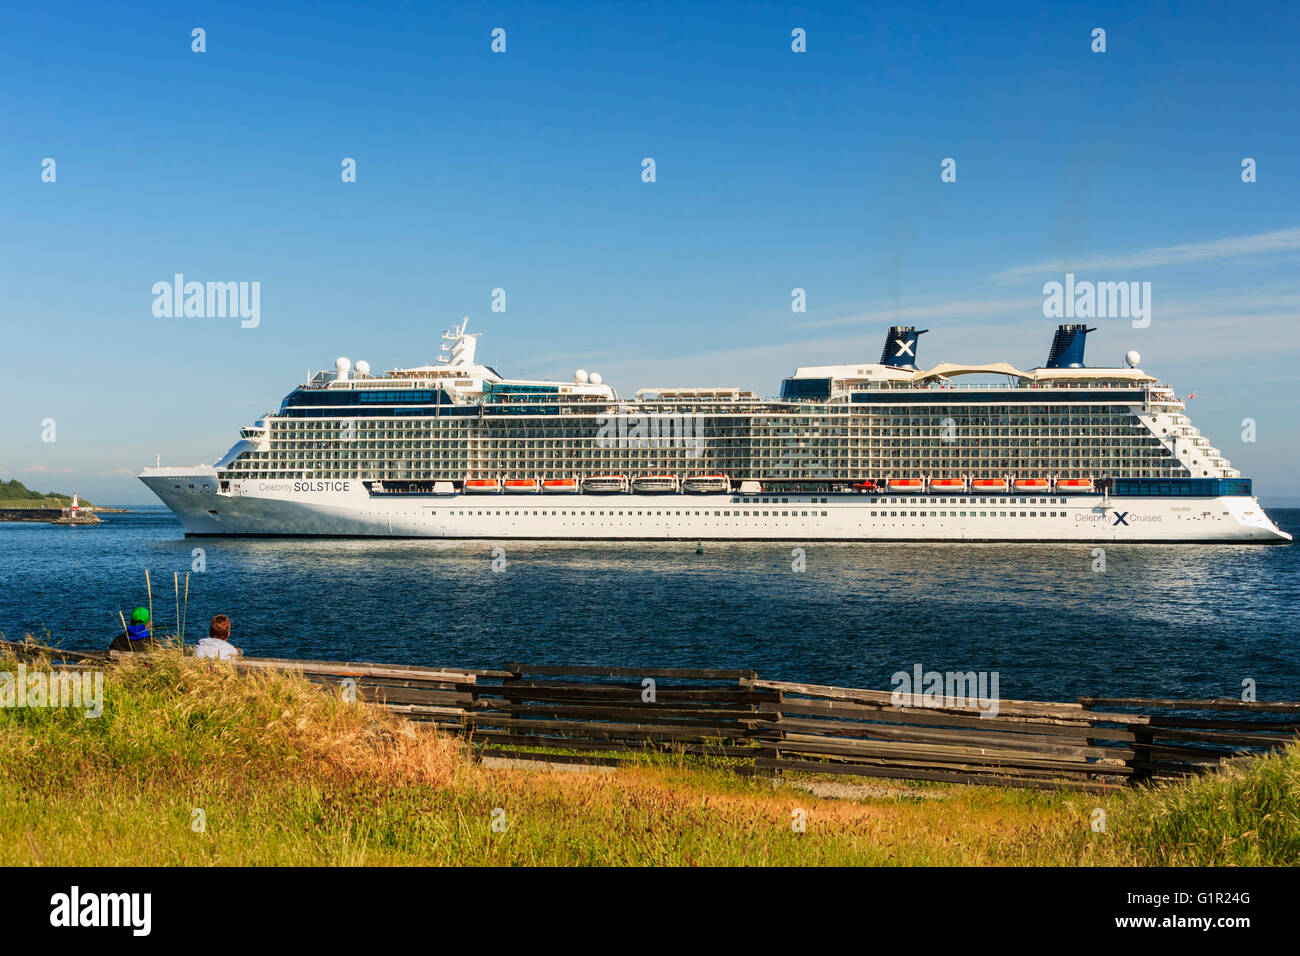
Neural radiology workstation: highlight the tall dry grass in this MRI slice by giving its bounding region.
[2,643,1294,866]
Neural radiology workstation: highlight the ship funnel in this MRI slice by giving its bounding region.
[1045,324,1096,369]
[880,327,927,369]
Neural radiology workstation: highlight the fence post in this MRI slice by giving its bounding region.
[1129,723,1153,785]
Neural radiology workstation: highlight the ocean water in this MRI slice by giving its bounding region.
[1,507,1297,702]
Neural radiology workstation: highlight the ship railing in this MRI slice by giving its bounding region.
[841,380,1163,392]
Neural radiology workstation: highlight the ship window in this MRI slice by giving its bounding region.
[821,511,827,516]
[980,512,987,517]
[724,511,731,516]
[1000,511,1007,517]
[1020,512,1027,517]
[870,511,877,517]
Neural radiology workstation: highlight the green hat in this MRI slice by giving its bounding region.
[130,607,150,624]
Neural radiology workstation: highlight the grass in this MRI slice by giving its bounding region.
[0,478,91,509]
[1,645,1296,866]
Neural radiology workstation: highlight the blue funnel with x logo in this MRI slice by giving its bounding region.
[880,327,928,369]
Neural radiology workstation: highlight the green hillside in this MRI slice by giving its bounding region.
[0,478,92,509]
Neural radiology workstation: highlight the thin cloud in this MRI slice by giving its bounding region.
[99,468,137,477]
[598,289,1300,395]
[21,465,72,474]
[802,297,1042,330]
[991,227,1300,284]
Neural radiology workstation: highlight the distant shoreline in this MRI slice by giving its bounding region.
[0,505,134,522]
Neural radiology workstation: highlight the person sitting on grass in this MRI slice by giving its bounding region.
[110,607,157,652]
[194,614,242,660]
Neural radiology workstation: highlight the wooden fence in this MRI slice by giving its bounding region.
[4,641,1298,792]
[749,678,1137,792]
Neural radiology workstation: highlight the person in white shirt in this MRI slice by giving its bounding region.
[194,614,242,660]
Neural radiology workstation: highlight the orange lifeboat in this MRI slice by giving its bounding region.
[887,478,924,492]
[1056,478,1094,492]
[682,474,730,494]
[503,478,541,494]
[581,475,629,494]
[631,475,679,493]
[463,478,501,494]
[542,478,580,494]
[929,478,967,492]
[1013,478,1051,492]
[971,478,1009,493]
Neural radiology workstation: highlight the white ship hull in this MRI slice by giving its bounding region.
[140,469,1291,543]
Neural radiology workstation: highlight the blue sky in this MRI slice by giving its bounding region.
[2,0,1298,503]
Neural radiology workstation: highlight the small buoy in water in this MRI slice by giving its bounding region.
[695,541,704,554]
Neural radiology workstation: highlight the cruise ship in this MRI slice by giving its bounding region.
[140,320,1291,543]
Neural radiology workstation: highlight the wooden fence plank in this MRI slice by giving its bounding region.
[506,663,757,680]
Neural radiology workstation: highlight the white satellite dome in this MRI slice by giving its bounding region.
[574,369,589,384]
[1125,350,1141,368]
[355,360,370,376]
[589,372,603,385]
[335,356,351,371]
